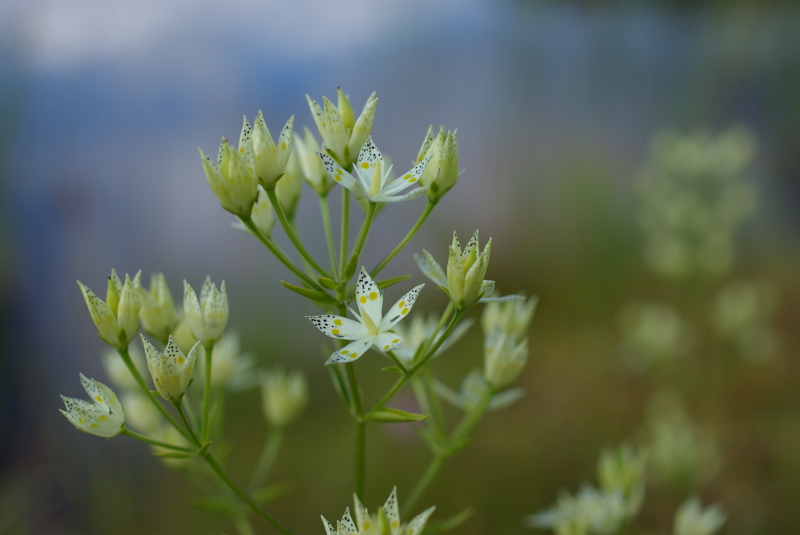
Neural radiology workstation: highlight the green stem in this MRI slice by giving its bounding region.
[351,202,377,263]
[201,341,215,442]
[240,216,324,292]
[319,195,339,279]
[339,190,350,276]
[175,402,202,448]
[116,346,192,444]
[345,362,366,499]
[371,309,465,411]
[203,454,295,535]
[121,428,196,453]
[249,427,284,492]
[372,199,436,277]
[403,453,445,516]
[385,350,408,374]
[234,515,255,535]
[266,188,329,278]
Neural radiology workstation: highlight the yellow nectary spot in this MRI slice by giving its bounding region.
[178,357,185,364]
[95,396,103,402]
[334,319,342,326]
[392,339,400,344]
[78,418,85,424]
[341,350,349,355]
[98,415,107,421]
[335,176,342,181]
[363,521,371,529]
[402,307,409,315]
[384,345,390,349]
[398,301,405,308]
[369,291,377,301]
[281,141,287,150]
[349,353,357,359]
[404,173,412,179]
[240,147,245,154]
[91,423,99,428]
[332,328,340,335]
[392,520,399,529]
[360,296,367,304]
[409,177,417,182]
[361,162,370,169]
[336,169,343,175]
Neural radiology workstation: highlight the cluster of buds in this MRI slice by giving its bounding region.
[673,497,727,535]
[307,88,377,169]
[416,125,461,203]
[78,270,142,349]
[636,127,757,278]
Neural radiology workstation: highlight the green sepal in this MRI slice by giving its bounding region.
[343,254,359,281]
[381,366,404,375]
[317,276,338,290]
[376,274,411,289]
[281,281,338,304]
[366,407,429,423]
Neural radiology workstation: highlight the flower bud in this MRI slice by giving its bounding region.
[183,277,228,345]
[200,124,258,217]
[139,272,177,343]
[78,269,142,348]
[252,111,294,188]
[260,369,308,428]
[446,230,493,309]
[60,374,125,438]
[417,125,460,202]
[141,335,200,404]
[483,329,528,390]
[295,127,334,196]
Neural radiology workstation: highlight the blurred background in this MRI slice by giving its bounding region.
[1,0,799,533]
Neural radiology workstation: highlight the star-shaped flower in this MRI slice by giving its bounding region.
[318,136,430,203]
[322,487,435,535]
[307,267,424,365]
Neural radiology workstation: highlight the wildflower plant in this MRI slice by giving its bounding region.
[60,87,538,533]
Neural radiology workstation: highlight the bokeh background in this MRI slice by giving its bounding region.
[2,0,800,533]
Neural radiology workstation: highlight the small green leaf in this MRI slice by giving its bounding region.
[281,281,338,304]
[376,274,411,289]
[424,507,474,534]
[343,254,359,280]
[317,276,338,290]
[366,407,429,423]
[152,451,195,459]
[381,366,404,375]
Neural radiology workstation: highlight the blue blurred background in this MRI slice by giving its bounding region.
[2,0,800,533]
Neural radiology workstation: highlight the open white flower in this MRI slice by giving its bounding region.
[60,374,125,438]
[318,136,429,203]
[322,487,434,535]
[307,267,424,365]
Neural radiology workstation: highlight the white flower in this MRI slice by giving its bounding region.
[141,335,200,404]
[318,136,429,204]
[307,267,424,365]
[183,277,229,344]
[674,497,726,535]
[322,487,434,535]
[483,329,528,390]
[526,486,628,535]
[78,269,142,348]
[60,374,125,438]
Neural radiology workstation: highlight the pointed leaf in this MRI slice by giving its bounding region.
[281,281,338,304]
[366,407,429,423]
[376,274,412,289]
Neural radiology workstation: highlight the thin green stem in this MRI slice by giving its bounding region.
[240,216,324,291]
[371,309,465,412]
[351,202,377,263]
[402,453,445,516]
[372,199,436,277]
[116,346,192,444]
[234,515,255,535]
[385,350,408,374]
[122,428,196,453]
[319,195,339,279]
[203,454,295,535]
[266,188,329,277]
[201,341,215,442]
[175,402,202,448]
[339,190,350,276]
[345,362,366,499]
[249,427,284,492]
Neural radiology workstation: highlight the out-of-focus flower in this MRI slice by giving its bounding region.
[260,369,309,428]
[307,267,423,365]
[435,369,525,412]
[673,497,726,535]
[196,332,256,390]
[618,302,691,369]
[483,329,528,390]
[710,281,778,362]
[391,313,473,364]
[295,127,335,196]
[481,294,538,341]
[78,269,142,348]
[526,486,628,535]
[597,444,647,517]
[139,272,178,343]
[60,374,125,438]
[275,147,303,219]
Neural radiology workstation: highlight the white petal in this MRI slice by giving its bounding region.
[407,506,436,535]
[374,332,403,353]
[375,187,426,203]
[325,337,374,365]
[319,153,360,193]
[380,156,429,197]
[306,314,369,340]
[354,267,383,328]
[379,284,425,331]
[414,251,448,287]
